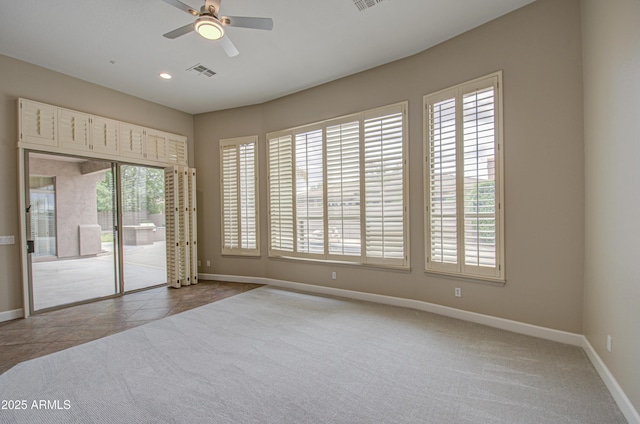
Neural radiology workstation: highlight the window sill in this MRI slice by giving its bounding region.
[424,269,506,286]
[221,253,261,258]
[269,255,412,273]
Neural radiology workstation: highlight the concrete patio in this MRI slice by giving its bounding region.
[32,241,166,310]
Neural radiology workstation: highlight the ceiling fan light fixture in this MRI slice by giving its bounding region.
[195,16,224,40]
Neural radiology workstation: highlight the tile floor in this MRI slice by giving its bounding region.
[0,281,262,375]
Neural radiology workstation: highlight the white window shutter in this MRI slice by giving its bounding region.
[295,128,324,256]
[220,136,259,255]
[239,143,257,250]
[268,135,294,253]
[363,104,407,266]
[326,120,361,257]
[119,123,145,159]
[461,83,498,275]
[165,166,198,288]
[91,116,120,155]
[19,99,57,146]
[426,92,459,272]
[58,108,90,151]
[425,72,504,281]
[221,145,239,250]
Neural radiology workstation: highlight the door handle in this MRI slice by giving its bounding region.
[27,240,35,254]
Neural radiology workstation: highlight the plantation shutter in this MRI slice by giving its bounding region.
[425,72,503,280]
[295,128,324,256]
[426,91,459,272]
[239,143,257,250]
[268,134,294,253]
[326,119,361,257]
[363,104,406,266]
[221,144,239,251]
[165,166,197,288]
[461,80,498,276]
[220,137,258,255]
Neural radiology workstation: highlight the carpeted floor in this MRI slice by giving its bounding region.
[0,286,627,423]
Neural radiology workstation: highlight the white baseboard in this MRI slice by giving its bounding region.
[582,337,640,424]
[0,308,24,323]
[200,273,582,345]
[202,272,639,424]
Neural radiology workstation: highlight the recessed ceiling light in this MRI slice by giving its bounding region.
[159,72,172,80]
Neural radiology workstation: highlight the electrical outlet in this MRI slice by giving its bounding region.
[198,260,201,267]
[0,235,15,245]
[331,272,337,280]
[454,287,462,298]
[607,335,612,352]
[206,260,211,267]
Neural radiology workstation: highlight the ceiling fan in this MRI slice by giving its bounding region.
[161,0,273,57]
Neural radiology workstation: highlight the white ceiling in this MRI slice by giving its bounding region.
[0,0,533,115]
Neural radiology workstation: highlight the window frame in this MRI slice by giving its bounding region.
[219,135,260,256]
[267,102,410,269]
[423,72,505,282]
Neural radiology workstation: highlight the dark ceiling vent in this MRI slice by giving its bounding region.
[186,63,216,77]
[353,0,385,11]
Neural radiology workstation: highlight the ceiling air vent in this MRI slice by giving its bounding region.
[353,0,385,11]
[186,63,216,77]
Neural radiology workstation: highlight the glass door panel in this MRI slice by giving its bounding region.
[28,153,119,311]
[120,165,167,291]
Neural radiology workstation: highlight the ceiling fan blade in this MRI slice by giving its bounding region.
[163,23,195,39]
[219,36,240,57]
[161,0,199,16]
[221,16,273,31]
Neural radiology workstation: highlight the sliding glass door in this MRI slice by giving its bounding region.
[26,154,167,312]
[28,153,119,310]
[120,165,167,292]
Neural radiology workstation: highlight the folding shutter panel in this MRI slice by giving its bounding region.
[19,99,57,146]
[221,144,239,251]
[58,108,90,152]
[326,120,361,257]
[91,116,119,155]
[268,135,294,253]
[295,128,324,255]
[363,104,406,266]
[461,81,498,275]
[187,168,198,285]
[239,143,257,250]
[146,129,168,162]
[165,166,197,288]
[119,123,145,159]
[426,91,459,272]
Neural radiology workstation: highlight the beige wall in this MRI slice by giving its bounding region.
[29,157,103,258]
[582,0,640,412]
[195,0,586,333]
[0,54,194,315]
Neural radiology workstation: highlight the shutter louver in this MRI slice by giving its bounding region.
[364,106,406,265]
[326,120,361,257]
[269,135,294,253]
